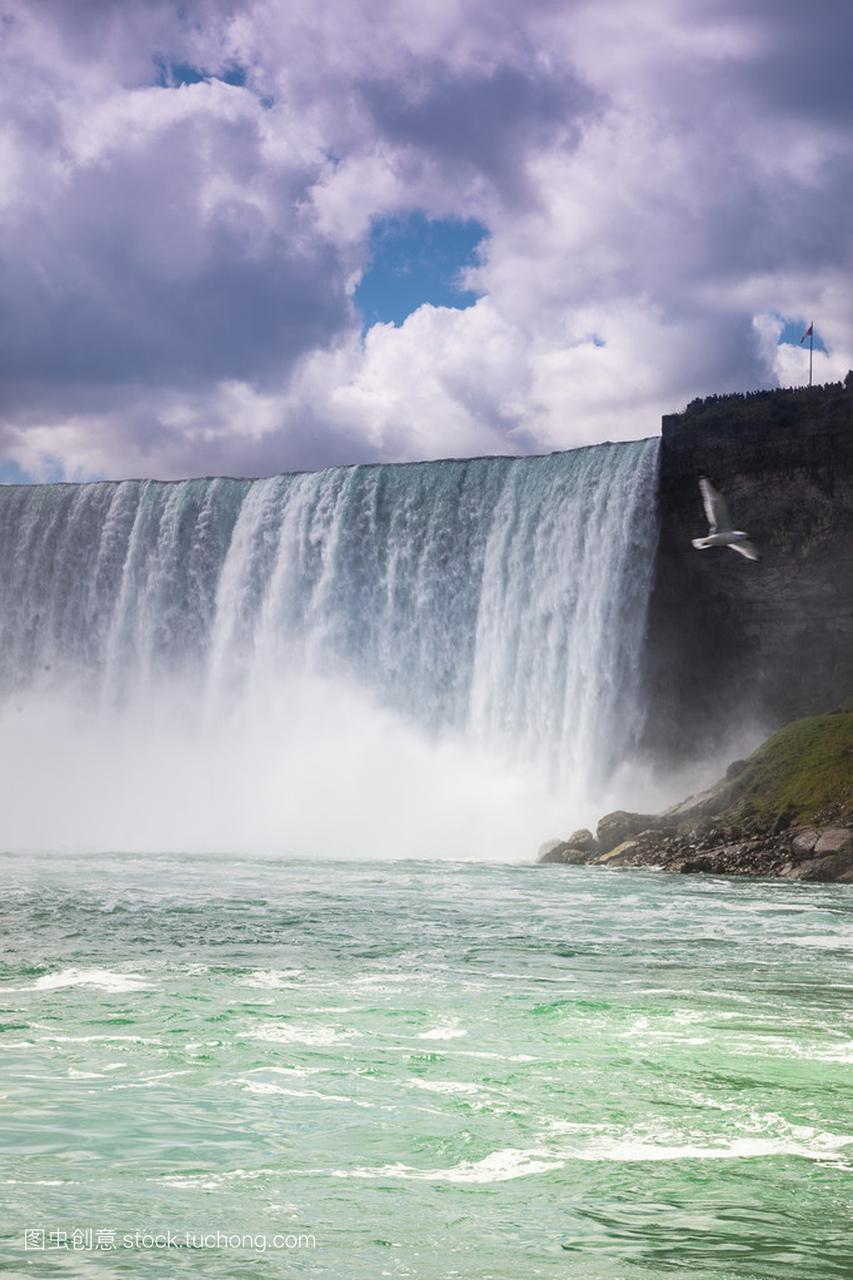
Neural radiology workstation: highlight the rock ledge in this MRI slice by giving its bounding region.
[537,708,853,882]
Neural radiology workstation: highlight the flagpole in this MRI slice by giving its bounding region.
[809,324,813,387]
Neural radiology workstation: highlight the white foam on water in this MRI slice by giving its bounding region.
[157,1175,222,1190]
[241,1022,360,1048]
[30,968,152,993]
[34,1033,161,1044]
[790,1043,853,1064]
[723,1033,853,1064]
[306,1006,362,1014]
[2,1180,75,1186]
[431,1049,537,1063]
[541,1111,853,1166]
[242,1066,327,1078]
[672,1009,708,1024]
[408,1080,483,1095]
[786,934,853,950]
[103,1070,193,1090]
[351,973,440,988]
[378,1044,537,1062]
[570,1132,853,1163]
[719,902,820,915]
[231,1079,375,1108]
[241,969,304,988]
[544,1120,615,1134]
[155,1169,269,1190]
[416,1023,468,1041]
[334,1148,563,1183]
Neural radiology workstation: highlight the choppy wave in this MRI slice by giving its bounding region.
[3,855,852,1277]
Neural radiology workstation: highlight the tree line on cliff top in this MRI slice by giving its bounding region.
[675,375,853,425]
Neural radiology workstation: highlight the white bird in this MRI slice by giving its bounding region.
[691,477,760,561]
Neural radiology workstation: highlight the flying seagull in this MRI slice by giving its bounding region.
[691,477,760,561]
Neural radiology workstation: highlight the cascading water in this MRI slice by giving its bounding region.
[0,440,660,857]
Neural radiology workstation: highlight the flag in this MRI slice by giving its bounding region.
[800,322,813,344]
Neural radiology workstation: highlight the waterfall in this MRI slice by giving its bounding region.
[0,440,660,856]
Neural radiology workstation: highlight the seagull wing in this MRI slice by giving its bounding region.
[729,540,760,561]
[699,477,732,533]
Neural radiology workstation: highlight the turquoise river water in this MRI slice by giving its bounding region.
[1,854,851,1279]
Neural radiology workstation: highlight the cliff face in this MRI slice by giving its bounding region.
[642,382,853,762]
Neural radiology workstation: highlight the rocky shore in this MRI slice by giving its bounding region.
[538,708,853,882]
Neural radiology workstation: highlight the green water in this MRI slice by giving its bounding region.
[1,854,851,1278]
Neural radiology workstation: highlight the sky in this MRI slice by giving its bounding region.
[0,0,851,482]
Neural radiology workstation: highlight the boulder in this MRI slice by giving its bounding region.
[662,784,731,823]
[669,857,712,874]
[594,839,642,866]
[790,847,853,882]
[786,828,853,878]
[596,811,661,851]
[537,839,567,863]
[536,841,595,865]
[566,827,598,854]
[791,827,821,855]
[814,827,853,855]
[560,846,598,865]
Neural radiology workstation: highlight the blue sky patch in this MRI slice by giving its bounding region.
[0,459,33,484]
[778,318,827,353]
[355,213,487,328]
[154,57,247,89]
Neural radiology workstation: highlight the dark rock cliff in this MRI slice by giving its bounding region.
[641,381,853,762]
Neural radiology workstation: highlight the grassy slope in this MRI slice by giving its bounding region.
[720,709,853,825]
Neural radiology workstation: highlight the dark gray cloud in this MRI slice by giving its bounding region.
[0,44,350,399]
[1,142,349,390]
[358,62,598,203]
[692,0,853,127]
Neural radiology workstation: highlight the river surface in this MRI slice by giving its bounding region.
[1,854,851,1278]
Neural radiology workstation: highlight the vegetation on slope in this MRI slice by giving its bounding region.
[719,708,853,825]
[540,707,853,879]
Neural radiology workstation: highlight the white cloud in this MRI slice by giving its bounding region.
[1,0,852,481]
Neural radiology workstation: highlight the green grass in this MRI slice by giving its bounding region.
[722,710,853,825]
